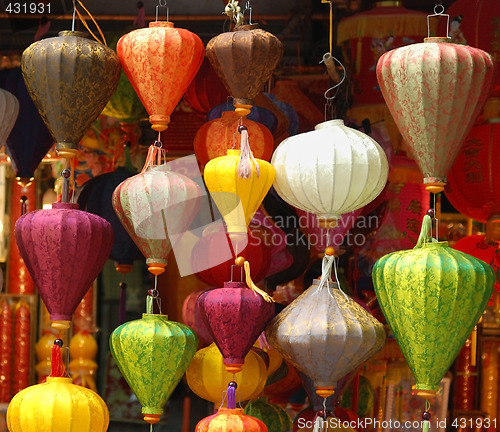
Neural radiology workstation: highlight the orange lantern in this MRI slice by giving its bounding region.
[206,24,283,116]
[193,111,273,170]
[117,20,204,132]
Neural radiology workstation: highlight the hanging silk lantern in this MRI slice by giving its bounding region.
[15,201,113,330]
[244,397,292,432]
[113,145,202,275]
[79,166,143,272]
[117,20,204,132]
[372,214,494,397]
[69,331,98,391]
[192,227,271,287]
[196,383,268,432]
[272,119,388,228]
[0,88,18,147]
[186,342,267,406]
[21,31,121,159]
[206,24,283,116]
[184,56,230,117]
[263,359,302,405]
[376,36,494,193]
[267,252,386,399]
[7,340,109,432]
[204,147,275,241]
[197,281,275,373]
[207,102,278,134]
[110,296,197,425]
[445,121,500,223]
[182,289,214,347]
[0,68,54,183]
[194,111,274,170]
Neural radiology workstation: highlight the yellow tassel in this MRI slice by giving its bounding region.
[243,260,274,303]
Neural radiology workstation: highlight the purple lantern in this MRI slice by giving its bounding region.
[15,202,113,330]
[197,281,275,373]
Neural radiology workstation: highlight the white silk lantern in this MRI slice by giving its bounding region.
[0,89,19,146]
[271,119,388,227]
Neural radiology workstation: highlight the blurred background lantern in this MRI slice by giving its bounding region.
[197,281,275,373]
[191,227,271,288]
[69,331,98,391]
[204,148,275,242]
[0,88,18,150]
[21,31,121,159]
[186,342,267,406]
[207,103,278,135]
[15,201,114,330]
[267,255,386,399]
[7,340,109,432]
[244,397,292,432]
[183,56,230,117]
[110,299,197,425]
[272,119,388,228]
[376,36,495,193]
[372,215,494,398]
[0,68,54,184]
[445,120,500,223]
[336,1,430,151]
[113,149,202,276]
[263,359,302,406]
[194,111,274,171]
[182,288,214,348]
[206,23,283,116]
[117,20,204,132]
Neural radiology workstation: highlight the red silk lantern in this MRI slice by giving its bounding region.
[197,282,275,373]
[184,56,230,117]
[117,21,204,132]
[193,111,274,170]
[206,24,283,116]
[445,121,500,223]
[182,289,214,347]
[191,228,271,288]
[15,202,113,330]
[377,36,495,192]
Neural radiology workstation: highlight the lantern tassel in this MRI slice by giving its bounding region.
[227,382,236,409]
[237,126,260,179]
[414,215,438,249]
[316,254,350,302]
[49,340,68,378]
[243,260,273,302]
[141,142,165,173]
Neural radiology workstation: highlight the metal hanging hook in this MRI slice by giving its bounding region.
[156,0,169,22]
[243,1,253,25]
[427,3,449,38]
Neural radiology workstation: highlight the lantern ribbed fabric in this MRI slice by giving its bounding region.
[206,24,283,115]
[194,111,274,169]
[21,31,121,159]
[204,149,275,239]
[372,215,494,397]
[266,274,385,399]
[117,21,204,132]
[15,202,113,330]
[0,88,18,146]
[186,343,267,405]
[376,37,495,192]
[272,119,388,228]
[112,164,201,275]
[445,121,500,223]
[197,282,275,372]
[244,398,292,432]
[0,68,54,181]
[110,310,197,424]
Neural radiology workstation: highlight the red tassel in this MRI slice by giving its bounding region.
[50,342,68,378]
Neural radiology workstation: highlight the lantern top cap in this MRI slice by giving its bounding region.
[227,149,241,156]
[149,21,174,29]
[45,376,73,384]
[142,312,169,321]
[51,202,79,210]
[424,37,451,44]
[315,119,345,130]
[58,30,91,39]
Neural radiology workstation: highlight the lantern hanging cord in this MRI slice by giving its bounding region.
[72,0,107,45]
[156,0,169,22]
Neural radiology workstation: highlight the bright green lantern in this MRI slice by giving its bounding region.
[109,295,197,425]
[373,214,494,399]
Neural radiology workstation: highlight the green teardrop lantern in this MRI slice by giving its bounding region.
[109,296,198,425]
[21,31,121,159]
[244,397,292,432]
[372,214,494,398]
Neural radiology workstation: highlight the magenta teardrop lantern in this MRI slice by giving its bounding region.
[15,203,113,330]
[376,37,494,193]
[197,282,275,374]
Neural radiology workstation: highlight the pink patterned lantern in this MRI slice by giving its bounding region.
[376,35,494,193]
[15,203,113,330]
[197,282,275,373]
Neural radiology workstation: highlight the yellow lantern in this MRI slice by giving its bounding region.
[204,146,275,242]
[186,343,267,406]
[69,331,98,391]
